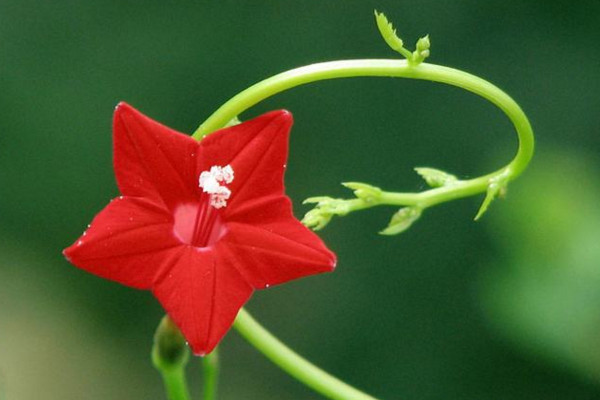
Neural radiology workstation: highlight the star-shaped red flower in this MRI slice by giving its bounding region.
[64,103,336,355]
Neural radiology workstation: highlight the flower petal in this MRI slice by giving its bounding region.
[63,197,180,289]
[113,102,201,209]
[65,106,338,356]
[219,198,336,289]
[152,247,253,355]
[198,110,292,210]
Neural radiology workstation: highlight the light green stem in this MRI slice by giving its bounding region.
[233,308,379,400]
[192,59,533,213]
[202,348,219,400]
[196,59,533,399]
[159,368,191,400]
[152,315,191,400]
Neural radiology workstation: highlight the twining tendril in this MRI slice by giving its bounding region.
[191,10,534,400]
[193,13,533,236]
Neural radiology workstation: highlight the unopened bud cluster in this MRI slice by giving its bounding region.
[302,197,352,231]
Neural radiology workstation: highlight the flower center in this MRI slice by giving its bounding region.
[198,164,234,209]
[172,165,234,248]
[173,198,226,248]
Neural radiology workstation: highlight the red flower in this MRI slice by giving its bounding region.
[64,103,336,355]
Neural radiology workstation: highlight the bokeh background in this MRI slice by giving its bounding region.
[1,1,599,399]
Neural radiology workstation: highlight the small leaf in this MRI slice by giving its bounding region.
[374,10,404,52]
[380,207,422,236]
[224,116,241,127]
[474,182,506,220]
[414,167,458,188]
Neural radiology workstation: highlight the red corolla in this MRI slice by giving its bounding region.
[64,103,336,355]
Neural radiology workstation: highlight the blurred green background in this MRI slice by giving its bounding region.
[1,1,599,399]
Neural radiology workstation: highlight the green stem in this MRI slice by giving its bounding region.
[192,59,533,215]
[159,368,191,400]
[152,315,191,400]
[197,58,533,398]
[202,347,219,400]
[233,308,380,400]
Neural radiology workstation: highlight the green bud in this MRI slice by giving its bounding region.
[303,196,335,204]
[342,182,382,203]
[302,208,333,231]
[152,315,189,372]
[380,207,422,236]
[416,35,430,52]
[303,196,351,215]
[302,196,354,230]
[414,167,458,188]
[411,35,431,63]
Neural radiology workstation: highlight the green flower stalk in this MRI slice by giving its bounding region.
[152,316,191,400]
[101,9,538,400]
[186,10,535,400]
[195,11,533,237]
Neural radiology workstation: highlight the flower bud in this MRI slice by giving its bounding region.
[302,208,333,231]
[152,315,189,371]
[342,182,382,204]
[416,35,430,53]
[414,167,457,188]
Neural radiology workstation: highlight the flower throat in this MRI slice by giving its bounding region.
[173,165,234,248]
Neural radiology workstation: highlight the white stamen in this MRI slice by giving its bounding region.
[221,165,234,184]
[198,165,235,208]
[210,186,231,209]
[210,197,227,209]
[209,166,223,181]
[199,173,220,194]
[215,185,231,199]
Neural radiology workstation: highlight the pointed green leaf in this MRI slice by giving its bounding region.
[414,167,458,188]
[474,182,507,220]
[380,207,422,235]
[224,116,241,127]
[374,10,404,52]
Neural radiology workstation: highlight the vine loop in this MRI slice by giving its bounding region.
[189,12,534,400]
[192,57,533,233]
